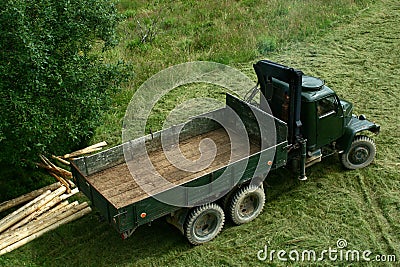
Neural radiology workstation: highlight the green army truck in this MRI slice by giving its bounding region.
[71,60,380,245]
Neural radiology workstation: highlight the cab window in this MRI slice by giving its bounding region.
[317,96,337,117]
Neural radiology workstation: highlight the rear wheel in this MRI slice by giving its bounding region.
[184,203,225,245]
[341,135,376,169]
[220,188,236,212]
[229,185,265,225]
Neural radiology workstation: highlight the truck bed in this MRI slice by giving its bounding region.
[86,128,260,209]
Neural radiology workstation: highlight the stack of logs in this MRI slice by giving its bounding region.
[0,141,107,255]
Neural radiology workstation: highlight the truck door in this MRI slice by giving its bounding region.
[316,95,343,147]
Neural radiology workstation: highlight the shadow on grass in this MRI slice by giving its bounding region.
[25,212,190,267]
[12,156,344,267]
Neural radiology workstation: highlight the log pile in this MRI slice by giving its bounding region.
[36,141,107,193]
[0,142,108,255]
[0,184,90,255]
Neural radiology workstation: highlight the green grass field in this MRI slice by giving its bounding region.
[1,0,399,266]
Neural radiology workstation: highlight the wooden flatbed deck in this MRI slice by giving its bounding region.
[86,128,260,208]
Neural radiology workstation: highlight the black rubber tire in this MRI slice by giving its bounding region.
[184,203,225,245]
[220,188,237,212]
[341,135,376,170]
[229,185,265,225]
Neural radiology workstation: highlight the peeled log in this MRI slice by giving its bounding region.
[52,155,70,165]
[63,141,107,158]
[0,206,92,256]
[9,195,64,231]
[60,187,79,201]
[35,201,76,222]
[0,187,66,234]
[15,188,79,230]
[0,201,81,244]
[0,190,52,233]
[36,163,72,179]
[49,173,71,193]
[0,202,89,250]
[0,183,60,213]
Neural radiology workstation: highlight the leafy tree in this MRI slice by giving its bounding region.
[0,0,130,166]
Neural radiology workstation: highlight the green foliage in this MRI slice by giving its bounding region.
[0,166,53,203]
[0,0,131,166]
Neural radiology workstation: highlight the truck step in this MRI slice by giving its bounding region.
[306,149,322,168]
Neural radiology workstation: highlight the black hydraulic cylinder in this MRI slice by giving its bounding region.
[298,137,308,181]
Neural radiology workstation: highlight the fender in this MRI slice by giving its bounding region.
[337,116,380,153]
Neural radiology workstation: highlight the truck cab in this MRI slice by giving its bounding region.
[253,60,380,179]
[300,76,350,151]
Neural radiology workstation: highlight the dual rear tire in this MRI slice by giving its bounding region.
[228,185,265,225]
[184,184,265,245]
[184,203,225,245]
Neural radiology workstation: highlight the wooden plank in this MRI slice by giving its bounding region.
[103,136,256,207]
[75,113,222,176]
[88,130,231,201]
[89,127,228,184]
[85,129,229,193]
[86,128,260,208]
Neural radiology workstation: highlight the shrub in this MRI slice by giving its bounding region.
[0,0,130,166]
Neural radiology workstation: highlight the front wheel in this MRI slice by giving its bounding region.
[341,135,376,169]
[184,203,225,245]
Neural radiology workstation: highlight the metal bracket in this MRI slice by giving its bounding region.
[121,227,137,240]
[112,210,128,225]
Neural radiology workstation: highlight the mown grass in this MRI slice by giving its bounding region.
[2,0,400,266]
[92,0,373,146]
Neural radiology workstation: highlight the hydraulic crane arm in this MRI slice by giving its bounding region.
[253,60,307,180]
[253,60,303,146]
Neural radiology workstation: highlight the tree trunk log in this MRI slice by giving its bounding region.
[63,141,107,158]
[52,155,70,165]
[36,201,77,221]
[0,206,91,256]
[60,187,79,201]
[0,190,52,233]
[36,163,72,179]
[0,202,88,249]
[9,194,64,231]
[0,183,60,213]
[49,173,71,193]
[0,186,66,234]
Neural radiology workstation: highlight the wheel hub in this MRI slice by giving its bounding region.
[194,214,217,237]
[350,146,369,164]
[239,195,257,217]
